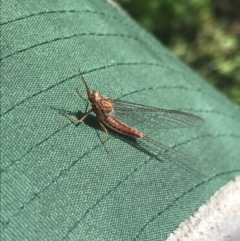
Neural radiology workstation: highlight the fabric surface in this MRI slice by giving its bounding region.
[1,0,240,240]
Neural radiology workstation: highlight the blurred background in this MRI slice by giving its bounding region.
[115,0,240,105]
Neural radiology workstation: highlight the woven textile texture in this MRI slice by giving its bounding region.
[1,0,240,240]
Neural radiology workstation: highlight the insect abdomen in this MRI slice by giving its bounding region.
[103,116,143,138]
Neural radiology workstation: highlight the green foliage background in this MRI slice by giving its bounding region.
[115,0,240,105]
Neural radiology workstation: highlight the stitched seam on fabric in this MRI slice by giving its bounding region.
[62,169,240,240]
[0,9,133,28]
[0,123,71,171]
[60,158,152,241]
[2,144,100,232]
[1,62,188,117]
[132,169,240,241]
[120,86,202,99]
[3,65,238,122]
[1,32,158,61]
[3,133,240,233]
[1,9,170,64]
[180,108,240,123]
[3,127,239,174]
[172,133,240,149]
[119,86,240,121]
[2,83,238,123]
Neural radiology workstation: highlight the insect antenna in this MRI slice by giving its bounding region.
[78,69,91,99]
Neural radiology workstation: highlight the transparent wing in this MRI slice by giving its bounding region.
[110,99,204,134]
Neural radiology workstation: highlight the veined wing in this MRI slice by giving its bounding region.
[109,99,206,180]
[109,99,204,133]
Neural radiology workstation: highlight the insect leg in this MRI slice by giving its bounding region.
[60,109,93,123]
[98,121,109,153]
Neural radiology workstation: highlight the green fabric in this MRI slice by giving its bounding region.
[1,1,240,241]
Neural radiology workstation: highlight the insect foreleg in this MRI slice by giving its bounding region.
[60,109,93,123]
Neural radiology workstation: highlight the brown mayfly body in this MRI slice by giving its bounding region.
[61,69,204,153]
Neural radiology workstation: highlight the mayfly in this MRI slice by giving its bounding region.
[61,69,204,153]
